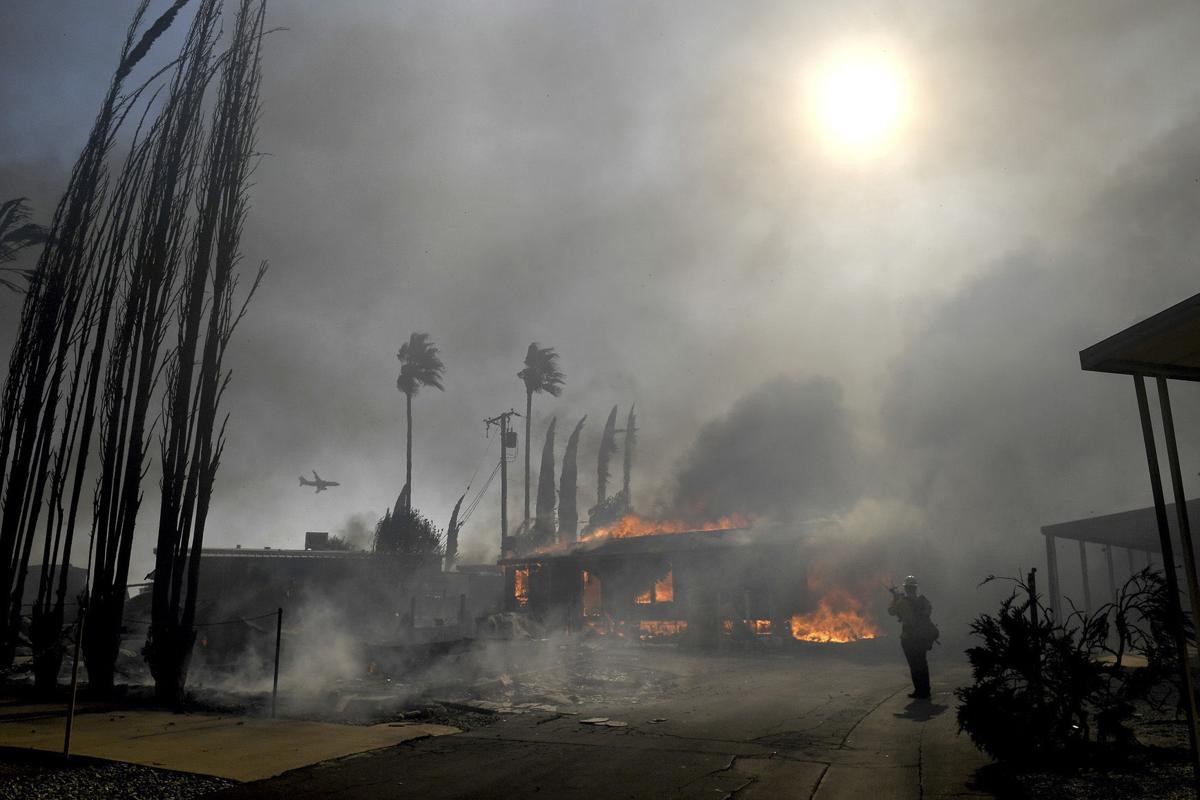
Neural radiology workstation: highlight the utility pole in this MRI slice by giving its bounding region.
[486,409,520,611]
[485,410,521,557]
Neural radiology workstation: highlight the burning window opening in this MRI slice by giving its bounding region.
[514,567,530,608]
[582,569,602,617]
[654,569,674,603]
[635,589,652,605]
[722,619,773,636]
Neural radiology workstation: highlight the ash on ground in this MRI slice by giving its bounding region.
[185,635,683,729]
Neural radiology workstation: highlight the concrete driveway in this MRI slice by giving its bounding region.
[213,643,992,799]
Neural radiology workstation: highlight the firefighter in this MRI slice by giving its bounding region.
[888,575,938,699]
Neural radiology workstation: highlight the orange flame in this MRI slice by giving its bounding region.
[638,620,687,640]
[654,570,674,603]
[723,619,774,636]
[579,512,751,543]
[514,567,530,608]
[790,587,879,643]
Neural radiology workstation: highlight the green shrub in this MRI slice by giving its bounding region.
[957,568,1183,765]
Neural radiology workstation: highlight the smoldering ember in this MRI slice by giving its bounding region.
[6,4,1200,800]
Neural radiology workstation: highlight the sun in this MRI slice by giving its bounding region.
[811,47,907,155]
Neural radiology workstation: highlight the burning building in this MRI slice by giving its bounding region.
[499,518,881,646]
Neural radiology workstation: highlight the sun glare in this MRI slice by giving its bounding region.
[811,47,907,156]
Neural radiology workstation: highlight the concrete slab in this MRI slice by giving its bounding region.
[0,710,458,781]
[730,755,829,799]
[817,765,921,800]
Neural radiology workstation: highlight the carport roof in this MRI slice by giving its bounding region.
[1080,290,1200,381]
[1041,498,1200,552]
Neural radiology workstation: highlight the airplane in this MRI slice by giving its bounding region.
[299,470,340,493]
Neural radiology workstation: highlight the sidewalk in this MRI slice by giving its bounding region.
[814,686,992,799]
[0,704,458,781]
[703,686,991,799]
[210,678,996,799]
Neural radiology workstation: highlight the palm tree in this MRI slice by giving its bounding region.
[518,343,564,526]
[0,197,48,293]
[396,332,444,508]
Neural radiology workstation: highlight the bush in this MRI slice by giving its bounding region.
[373,504,443,556]
[957,568,1184,765]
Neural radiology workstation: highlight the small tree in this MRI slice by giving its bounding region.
[374,493,444,557]
[325,535,357,552]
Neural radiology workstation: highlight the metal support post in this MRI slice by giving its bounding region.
[1157,377,1200,641]
[1045,534,1061,619]
[1105,545,1118,603]
[272,607,283,719]
[1078,540,1092,613]
[63,607,85,759]
[1135,375,1200,779]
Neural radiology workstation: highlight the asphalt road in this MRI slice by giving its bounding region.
[213,641,991,799]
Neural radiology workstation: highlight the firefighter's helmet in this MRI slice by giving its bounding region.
[903,575,918,588]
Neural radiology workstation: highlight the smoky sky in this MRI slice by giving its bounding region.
[670,376,861,521]
[5,1,1200,606]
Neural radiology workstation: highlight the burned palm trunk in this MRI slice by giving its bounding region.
[533,417,557,546]
[86,1,220,696]
[558,416,585,543]
[0,2,174,668]
[29,126,156,692]
[146,0,268,707]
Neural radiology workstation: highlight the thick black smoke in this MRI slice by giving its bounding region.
[669,376,862,522]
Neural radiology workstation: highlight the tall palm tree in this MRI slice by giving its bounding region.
[396,332,444,508]
[518,343,564,526]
